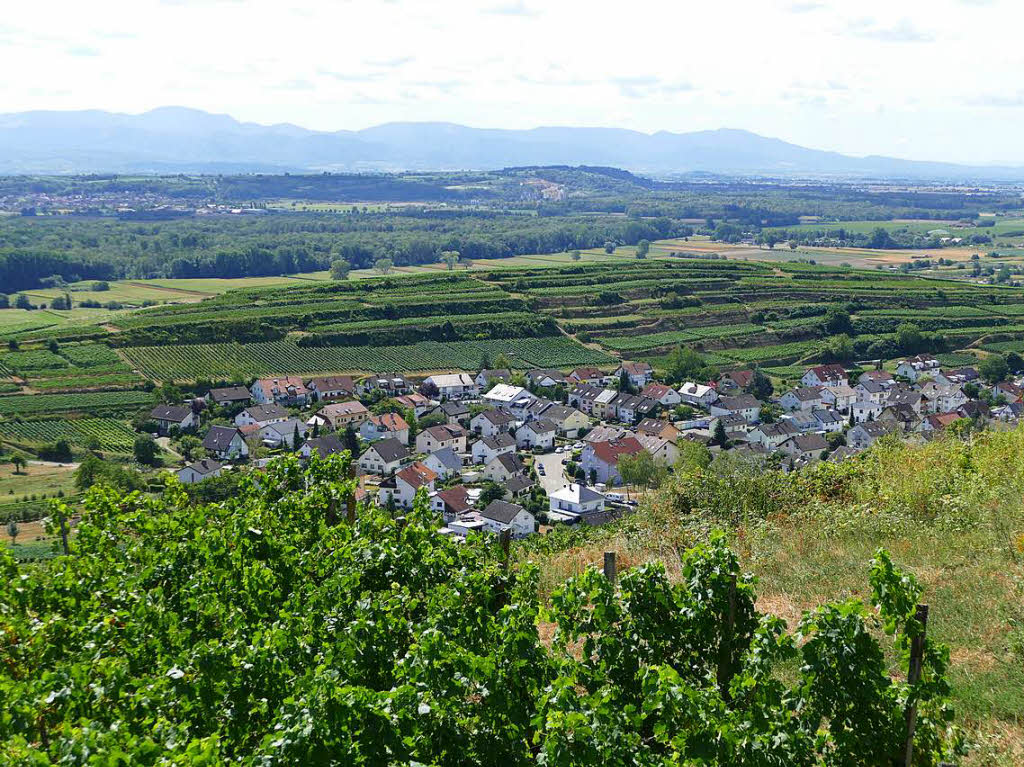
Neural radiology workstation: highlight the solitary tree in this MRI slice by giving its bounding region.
[133,436,158,466]
[6,519,18,545]
[712,419,729,447]
[603,241,616,254]
[618,451,656,499]
[329,259,351,280]
[11,455,25,474]
[636,239,650,259]
[570,249,582,261]
[374,258,394,275]
[980,354,1009,384]
[441,250,460,271]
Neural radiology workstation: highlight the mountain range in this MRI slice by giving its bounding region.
[1,106,1021,181]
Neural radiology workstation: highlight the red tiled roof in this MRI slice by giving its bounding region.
[591,437,644,466]
[397,461,438,489]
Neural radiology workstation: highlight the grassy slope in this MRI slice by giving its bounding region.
[529,429,1024,764]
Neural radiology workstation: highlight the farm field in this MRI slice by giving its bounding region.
[0,418,137,453]
[0,463,77,500]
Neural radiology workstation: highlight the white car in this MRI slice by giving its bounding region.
[555,446,563,454]
[573,442,584,450]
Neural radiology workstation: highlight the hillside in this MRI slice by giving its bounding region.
[0,450,979,765]
[3,107,1024,180]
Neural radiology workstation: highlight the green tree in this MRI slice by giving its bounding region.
[1005,351,1024,373]
[822,305,853,336]
[6,519,18,545]
[441,250,460,271]
[675,439,712,471]
[895,322,923,353]
[617,451,656,498]
[374,258,394,275]
[14,294,32,310]
[493,352,513,370]
[133,435,158,466]
[570,249,582,261]
[603,241,616,254]
[635,239,650,259]
[329,259,351,280]
[745,366,774,400]
[11,455,25,474]
[343,425,361,458]
[979,354,1009,384]
[713,418,729,447]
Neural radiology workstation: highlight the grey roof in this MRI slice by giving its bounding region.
[428,447,462,471]
[812,409,843,424]
[481,499,528,524]
[478,409,517,425]
[202,425,241,451]
[787,433,828,452]
[856,421,896,437]
[827,446,862,462]
[304,435,346,458]
[523,418,557,435]
[208,386,251,404]
[718,394,761,410]
[440,400,469,416]
[183,458,222,476]
[787,387,822,401]
[243,403,287,420]
[857,379,886,394]
[367,437,410,463]
[151,404,192,422]
[492,453,525,474]
[262,418,306,438]
[481,433,516,449]
[757,421,799,437]
[505,475,536,495]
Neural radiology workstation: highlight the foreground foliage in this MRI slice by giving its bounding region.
[0,455,959,765]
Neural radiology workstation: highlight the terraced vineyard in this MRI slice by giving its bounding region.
[0,390,154,417]
[0,418,137,453]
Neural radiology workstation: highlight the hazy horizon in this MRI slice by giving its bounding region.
[3,0,1024,165]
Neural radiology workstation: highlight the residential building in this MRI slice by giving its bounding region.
[568,383,603,414]
[305,375,355,402]
[394,393,432,417]
[527,369,567,388]
[584,424,632,444]
[848,421,898,449]
[206,386,251,408]
[549,483,606,517]
[677,382,719,407]
[779,386,823,412]
[640,382,681,407]
[818,384,857,413]
[483,453,526,483]
[150,405,197,436]
[636,434,680,466]
[992,381,1024,402]
[637,418,680,442]
[475,369,512,388]
[895,354,940,382]
[360,412,410,444]
[477,500,536,538]
[934,367,980,386]
[357,438,410,476]
[432,485,473,522]
[471,409,518,438]
[614,394,658,424]
[919,382,968,414]
[921,412,964,433]
[719,370,753,393]
[515,419,557,450]
[471,433,516,465]
[176,459,223,484]
[854,379,888,404]
[778,433,828,462]
[235,403,288,429]
[415,424,467,454]
[859,370,895,388]
[746,421,800,450]
[800,363,848,388]
[591,389,620,420]
[434,400,470,426]
[812,408,845,433]
[481,384,535,412]
[357,374,408,397]
[529,402,589,438]
[581,436,645,485]
[424,373,479,400]
[378,461,437,509]
[250,376,309,407]
[201,425,248,460]
[299,435,347,459]
[708,394,761,422]
[258,419,308,449]
[851,399,884,423]
[423,447,463,480]
[318,401,370,429]
[568,367,606,385]
[614,361,654,388]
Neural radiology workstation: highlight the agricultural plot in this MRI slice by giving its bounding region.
[0,391,154,417]
[123,337,613,379]
[0,418,136,453]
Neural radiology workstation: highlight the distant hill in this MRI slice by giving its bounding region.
[1,106,1022,181]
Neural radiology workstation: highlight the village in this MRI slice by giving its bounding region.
[139,351,1022,541]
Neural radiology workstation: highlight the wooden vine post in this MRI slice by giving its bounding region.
[902,604,930,767]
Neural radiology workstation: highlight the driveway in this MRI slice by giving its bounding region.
[533,451,570,496]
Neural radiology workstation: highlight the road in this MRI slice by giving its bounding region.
[533,450,570,496]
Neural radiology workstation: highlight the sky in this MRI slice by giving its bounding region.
[1,0,1023,164]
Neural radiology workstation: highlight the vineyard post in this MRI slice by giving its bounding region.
[902,604,929,767]
[603,551,617,582]
[716,573,737,701]
[345,460,356,525]
[500,528,511,571]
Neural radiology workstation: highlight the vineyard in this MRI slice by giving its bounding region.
[122,337,615,379]
[0,456,965,764]
[0,390,154,416]
[0,417,136,452]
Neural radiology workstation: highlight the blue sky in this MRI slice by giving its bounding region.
[2,0,1022,164]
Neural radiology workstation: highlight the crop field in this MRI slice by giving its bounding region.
[0,418,136,453]
[0,390,154,417]
[122,337,614,379]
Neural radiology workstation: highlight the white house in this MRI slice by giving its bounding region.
[357,438,409,476]
[615,361,654,388]
[150,405,198,436]
[581,436,645,485]
[778,433,828,462]
[529,403,589,438]
[425,373,479,400]
[471,409,518,438]
[895,355,940,382]
[176,458,223,484]
[359,412,410,444]
[549,483,606,517]
[800,364,848,388]
[746,421,800,450]
[848,421,898,449]
[298,435,347,460]
[472,433,517,465]
[812,408,845,434]
[235,403,288,429]
[515,419,556,451]
[851,400,884,423]
[431,485,473,522]
[483,453,526,483]
[258,419,309,449]
[708,394,761,423]
[317,401,371,430]
[779,387,823,412]
[854,379,888,405]
[377,461,437,509]
[819,384,858,413]
[201,426,248,460]
[415,424,467,454]
[919,382,968,414]
[677,382,719,407]
[305,375,355,402]
[477,500,536,538]
[481,384,536,414]
[250,376,310,406]
[640,383,681,407]
[636,434,680,466]
[423,447,463,480]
